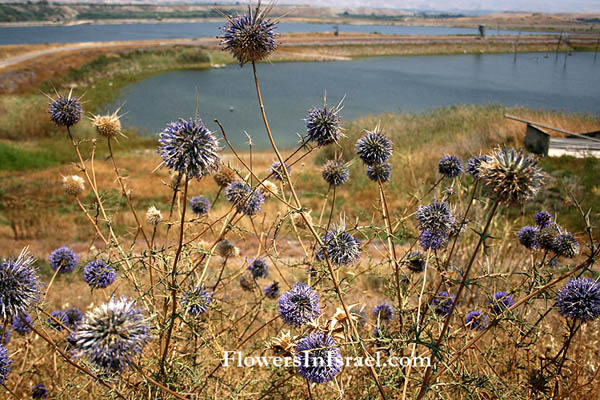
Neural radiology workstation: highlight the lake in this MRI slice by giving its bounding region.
[108,52,600,150]
[0,22,559,45]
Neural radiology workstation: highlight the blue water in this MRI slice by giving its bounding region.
[0,21,559,45]
[108,52,600,149]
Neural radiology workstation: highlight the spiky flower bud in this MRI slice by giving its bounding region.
[294,333,342,384]
[356,129,392,166]
[438,154,463,178]
[91,111,122,139]
[180,285,212,317]
[405,251,426,272]
[552,232,579,258]
[48,92,82,127]
[47,310,68,331]
[190,195,211,215]
[278,282,321,326]
[216,240,239,258]
[321,160,349,187]
[366,162,391,182]
[305,105,343,146]
[82,259,117,289]
[466,155,490,180]
[517,225,538,249]
[248,258,269,279]
[556,278,600,322]
[62,175,85,197]
[213,166,237,188]
[31,384,49,399]
[372,302,394,323]
[48,246,77,274]
[260,180,278,198]
[316,226,361,266]
[263,281,279,299]
[145,206,162,226]
[225,181,265,216]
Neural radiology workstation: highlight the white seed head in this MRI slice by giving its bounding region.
[62,175,85,197]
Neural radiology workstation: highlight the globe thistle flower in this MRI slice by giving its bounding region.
[405,251,426,273]
[321,160,349,187]
[0,248,41,322]
[438,155,463,178]
[291,211,312,230]
[416,201,453,235]
[465,310,488,330]
[82,259,117,289]
[213,166,237,188]
[219,3,278,66]
[71,297,151,373]
[91,110,122,139]
[432,291,455,316]
[180,285,212,317]
[419,230,448,251]
[466,155,490,180]
[47,310,69,331]
[517,225,538,250]
[355,129,392,166]
[64,307,84,327]
[11,313,32,335]
[478,148,544,205]
[489,291,514,315]
[225,181,265,216]
[316,226,361,266]
[294,332,342,384]
[260,180,278,198]
[158,118,220,180]
[534,211,553,228]
[552,232,579,258]
[48,91,82,127]
[248,258,269,279]
[216,240,239,258]
[190,195,211,215]
[448,217,465,238]
[239,273,255,291]
[366,162,391,183]
[263,281,279,299]
[270,161,291,181]
[62,175,85,197]
[305,105,343,146]
[278,282,321,326]
[372,302,394,323]
[0,345,11,385]
[48,246,77,273]
[536,223,561,252]
[32,384,49,399]
[556,278,600,322]
[145,206,162,226]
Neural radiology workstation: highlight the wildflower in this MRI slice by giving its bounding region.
[0,345,11,384]
[248,258,269,279]
[32,384,49,399]
[534,211,553,228]
[356,129,392,166]
[536,223,561,252]
[145,206,162,226]
[372,302,394,323]
[466,155,490,179]
[270,161,291,181]
[291,212,312,230]
[239,273,254,291]
[321,160,349,187]
[158,118,220,180]
[82,259,117,289]
[260,180,278,198]
[556,278,600,322]
[213,166,237,188]
[269,331,298,356]
[294,332,342,384]
[225,181,265,216]
[190,195,211,215]
[438,155,462,178]
[91,111,122,139]
[419,230,448,251]
[405,251,426,273]
[366,162,391,183]
[432,291,455,316]
[62,175,85,197]
[278,282,321,326]
[64,307,84,327]
[219,4,278,65]
[216,240,239,258]
[49,247,77,273]
[489,291,514,315]
[11,313,32,335]
[48,92,82,127]
[263,281,279,299]
[71,297,151,373]
[478,148,544,205]
[0,248,41,322]
[517,225,538,249]
[465,310,488,330]
[305,105,343,146]
[552,232,579,258]
[180,285,212,317]
[416,201,453,235]
[47,310,68,331]
[316,226,361,266]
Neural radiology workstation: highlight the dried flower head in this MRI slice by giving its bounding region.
[49,246,77,273]
[248,258,269,279]
[32,384,49,399]
[536,222,561,251]
[478,148,544,205]
[316,226,361,266]
[213,166,237,188]
[466,154,490,179]
[278,282,321,326]
[556,278,600,322]
[216,240,239,258]
[145,206,162,226]
[239,273,255,291]
[180,285,212,317]
[62,175,85,197]
[47,310,68,331]
[517,225,538,250]
[269,331,298,356]
[48,91,82,127]
[489,291,514,315]
[552,232,580,258]
[263,281,279,299]
[305,104,343,146]
[190,195,211,215]
[11,313,33,335]
[373,302,394,323]
[465,310,488,330]
[321,160,349,187]
[0,248,41,322]
[438,155,463,178]
[260,179,279,198]
[432,291,455,316]
[366,162,391,183]
[91,110,122,139]
[291,211,312,230]
[405,251,426,273]
[295,332,343,384]
[82,259,117,289]
[225,181,265,216]
[158,118,220,180]
[0,346,11,385]
[356,128,392,166]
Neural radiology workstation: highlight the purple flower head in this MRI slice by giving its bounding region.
[158,118,220,180]
[225,181,265,216]
[517,225,538,250]
[556,278,600,322]
[534,211,553,228]
[48,93,82,127]
[270,161,291,181]
[536,222,561,251]
[64,307,84,327]
[366,162,391,183]
[416,201,453,235]
[552,232,580,259]
[306,105,343,146]
[316,226,361,266]
[0,248,41,322]
[239,273,254,291]
[405,251,426,273]
[489,291,514,314]
[321,160,349,187]
[278,282,321,326]
[180,285,212,317]
[419,230,448,251]
[11,313,32,335]
[466,155,490,180]
[465,310,488,330]
[49,246,78,273]
[0,345,12,385]
[47,310,68,331]
[438,155,463,178]
[190,195,211,215]
[432,291,455,316]
[263,281,280,299]
[294,332,342,384]
[32,384,49,399]
[356,129,392,166]
[82,259,117,289]
[248,258,269,279]
[372,302,394,323]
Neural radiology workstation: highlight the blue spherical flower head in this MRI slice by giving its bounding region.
[489,291,514,315]
[419,230,448,251]
[0,345,12,385]
[416,201,453,235]
[305,105,343,146]
[552,232,580,258]
[316,226,361,266]
[180,285,212,317]
[49,246,78,273]
[219,5,278,66]
[432,291,455,316]
[248,258,269,279]
[225,181,265,216]
[190,195,211,215]
[294,332,342,384]
[278,282,321,326]
[356,129,392,166]
[534,211,553,228]
[270,161,291,181]
[536,222,561,252]
[47,310,69,331]
[465,311,488,330]
[263,281,279,299]
[556,278,600,322]
[32,384,49,399]
[372,302,394,323]
[64,307,84,327]
[438,155,463,178]
[72,297,151,373]
[158,118,220,180]
[321,160,349,187]
[0,248,41,322]
[517,225,538,250]
[466,155,490,180]
[11,313,32,335]
[366,162,391,183]
[48,92,82,127]
[82,259,117,289]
